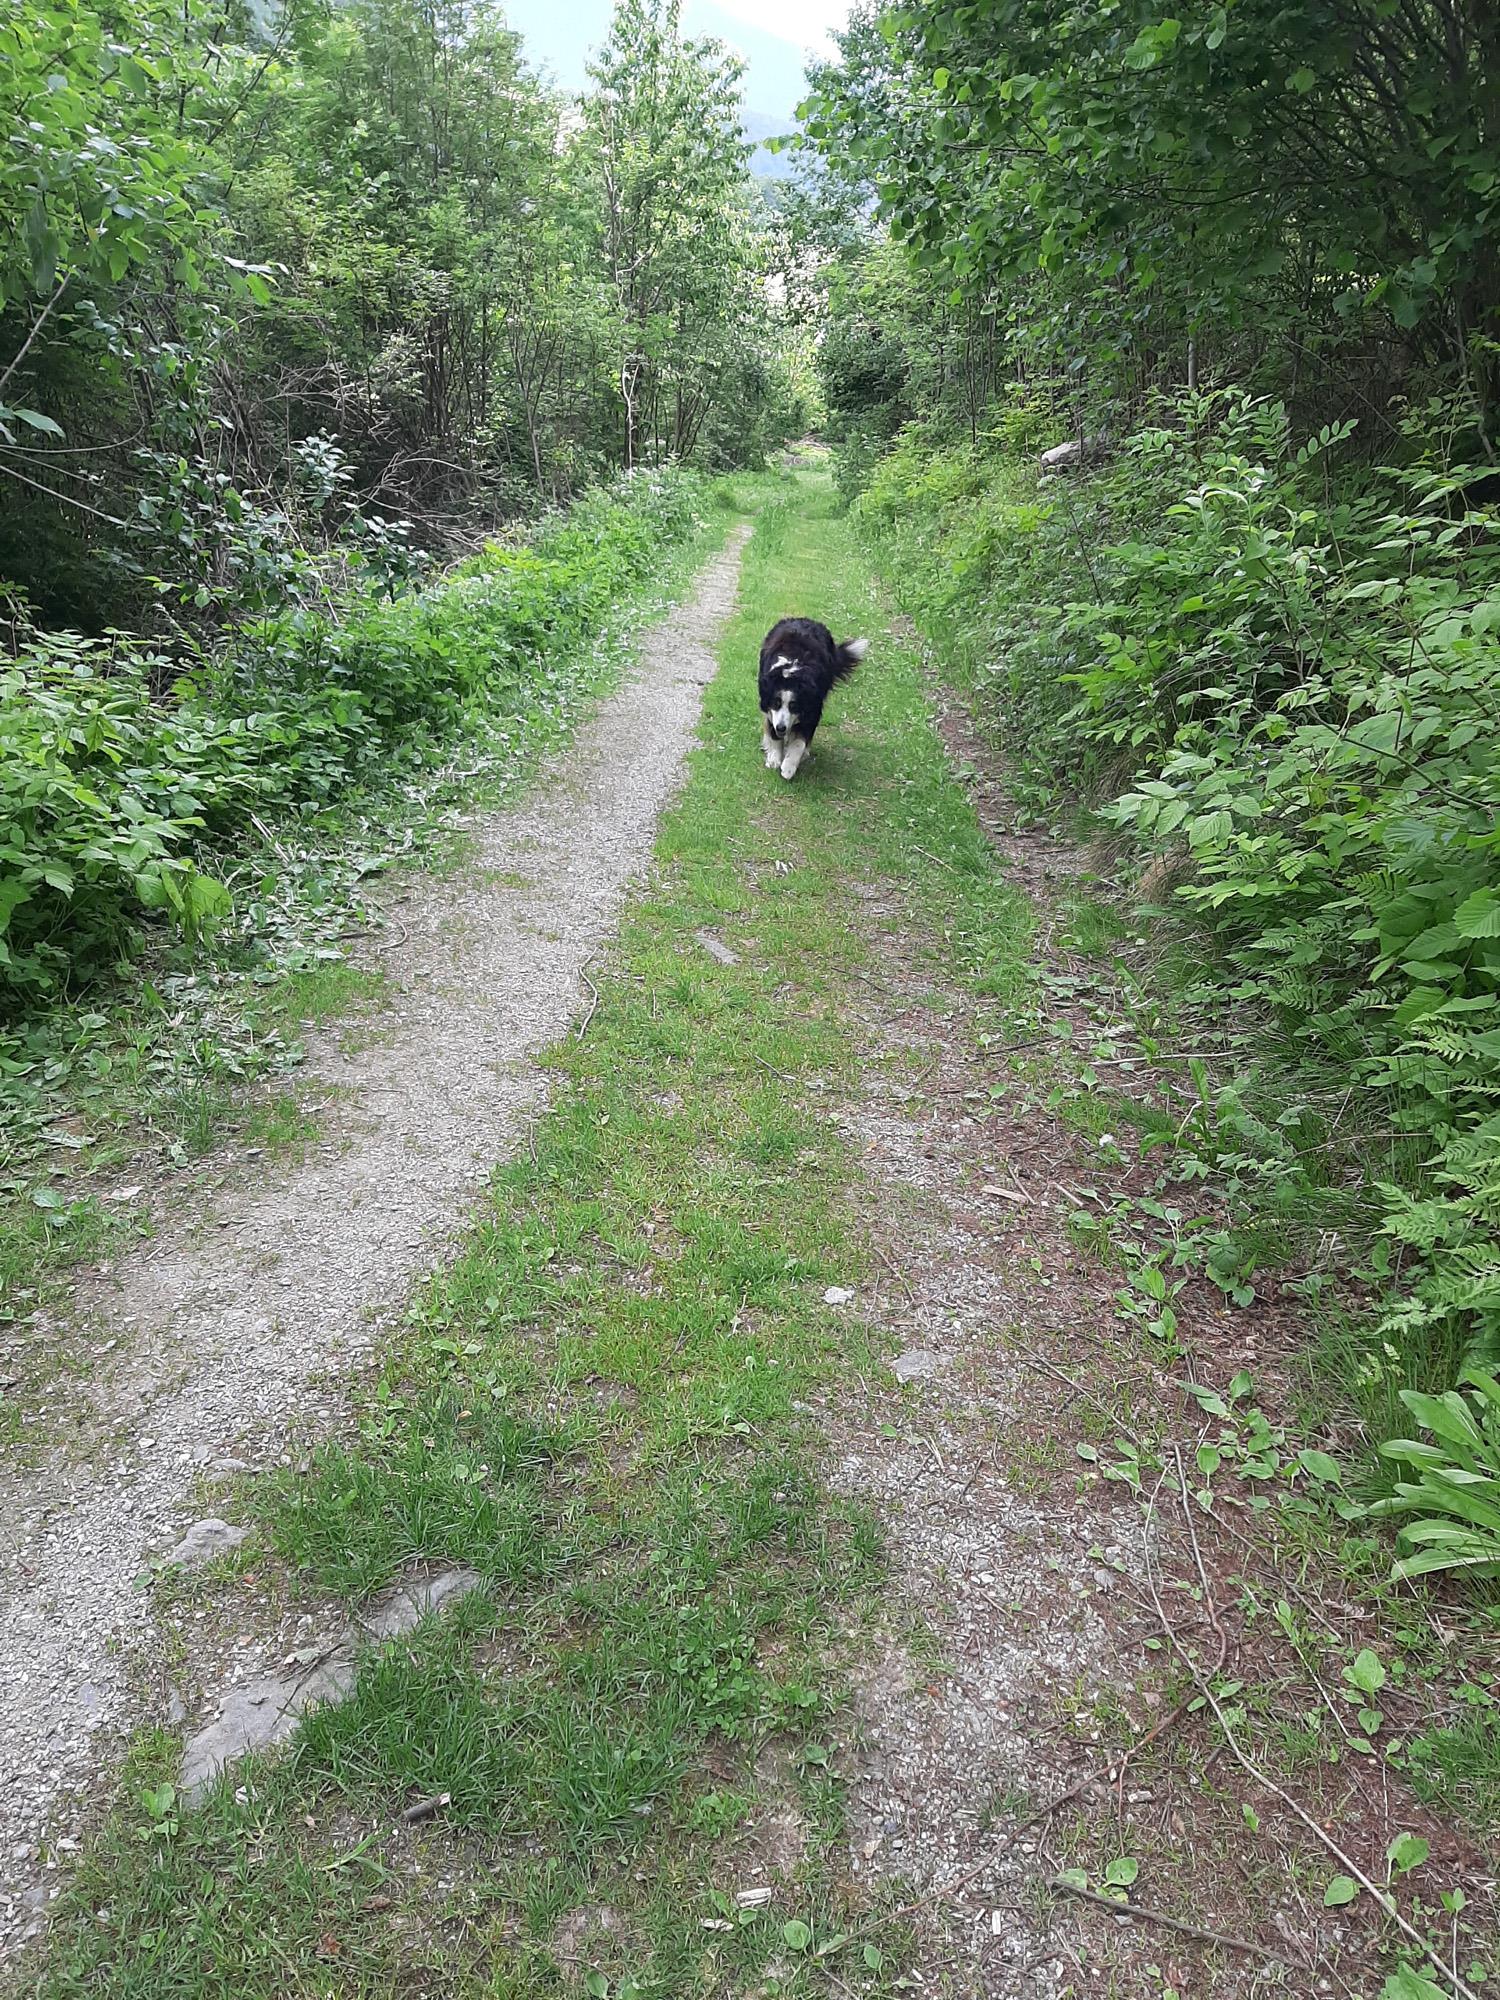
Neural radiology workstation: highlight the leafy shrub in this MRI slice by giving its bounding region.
[857,431,1085,776]
[857,393,1500,1379]
[829,423,890,508]
[0,470,701,1014]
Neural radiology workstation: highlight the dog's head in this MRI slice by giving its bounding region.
[761,656,802,740]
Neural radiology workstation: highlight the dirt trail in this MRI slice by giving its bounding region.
[0,528,749,1952]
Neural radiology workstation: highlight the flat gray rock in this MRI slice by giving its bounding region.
[357,1565,481,1640]
[891,1348,943,1383]
[695,929,739,966]
[181,1655,356,1801]
[180,1564,484,1800]
[161,1519,249,1568]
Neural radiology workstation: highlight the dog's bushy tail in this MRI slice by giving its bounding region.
[832,637,869,682]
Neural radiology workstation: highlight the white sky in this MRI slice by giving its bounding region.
[709,0,849,57]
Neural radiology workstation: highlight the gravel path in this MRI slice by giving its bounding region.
[0,528,748,1953]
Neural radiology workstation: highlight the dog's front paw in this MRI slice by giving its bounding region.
[764,745,782,770]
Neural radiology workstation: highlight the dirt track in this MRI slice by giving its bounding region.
[0,529,750,1953]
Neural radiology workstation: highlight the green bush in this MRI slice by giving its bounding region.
[858,396,1500,1375]
[0,470,701,1013]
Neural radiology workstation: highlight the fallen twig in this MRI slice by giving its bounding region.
[1112,1432,1230,1822]
[576,954,601,1041]
[364,921,411,956]
[1153,1447,1482,2000]
[751,1051,794,1082]
[1048,1873,1280,1963]
[874,1242,916,1305]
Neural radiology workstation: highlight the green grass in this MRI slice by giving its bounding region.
[147,964,388,1157]
[255,961,391,1037]
[1407,1704,1500,1847]
[25,473,1017,1999]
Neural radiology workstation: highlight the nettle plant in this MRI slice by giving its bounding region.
[1086,394,1500,1372]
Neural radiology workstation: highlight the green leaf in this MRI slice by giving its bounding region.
[11,407,65,437]
[1381,1967,1449,2000]
[0,879,33,935]
[1346,1648,1387,1695]
[1387,1832,1429,1875]
[1104,1856,1139,1887]
[1298,1448,1342,1486]
[1454,889,1500,939]
[1322,1874,1359,1907]
[782,1919,812,1951]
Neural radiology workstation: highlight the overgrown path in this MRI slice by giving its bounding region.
[0,527,749,1950]
[11,480,1494,1999]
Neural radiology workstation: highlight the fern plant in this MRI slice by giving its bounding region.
[1360,1370,1500,1580]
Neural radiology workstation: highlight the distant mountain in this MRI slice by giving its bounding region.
[744,107,800,181]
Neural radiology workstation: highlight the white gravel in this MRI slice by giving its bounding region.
[0,528,749,1954]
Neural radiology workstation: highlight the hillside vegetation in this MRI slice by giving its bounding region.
[794,0,1500,1554]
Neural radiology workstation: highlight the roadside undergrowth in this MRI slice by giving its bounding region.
[0,482,738,1418]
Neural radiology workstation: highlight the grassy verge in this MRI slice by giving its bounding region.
[0,482,735,1390]
[25,471,1026,1997]
[851,466,1500,1868]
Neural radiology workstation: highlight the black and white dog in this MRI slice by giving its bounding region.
[758,618,868,781]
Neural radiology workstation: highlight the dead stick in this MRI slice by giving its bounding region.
[874,1243,916,1305]
[1048,1874,1279,1963]
[751,1051,794,1082]
[576,954,601,1041]
[1160,1450,1481,2000]
[1113,1429,1229,1825]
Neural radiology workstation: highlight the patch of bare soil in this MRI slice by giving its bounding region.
[818,690,1497,1997]
[0,530,751,1956]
